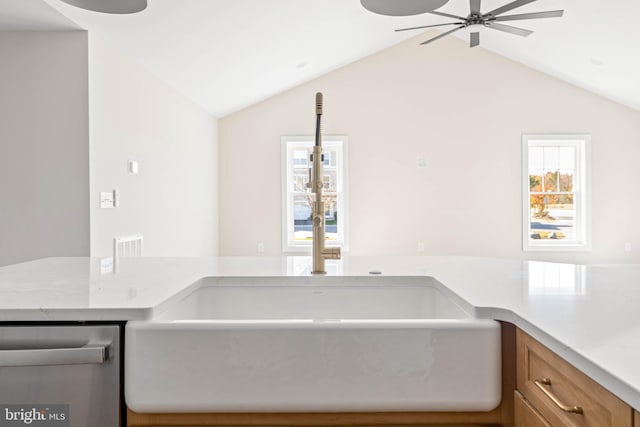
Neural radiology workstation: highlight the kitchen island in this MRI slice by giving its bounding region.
[1,255,640,422]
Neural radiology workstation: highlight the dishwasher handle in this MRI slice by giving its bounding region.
[0,344,109,367]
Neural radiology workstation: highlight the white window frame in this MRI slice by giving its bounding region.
[281,135,348,253]
[522,134,591,251]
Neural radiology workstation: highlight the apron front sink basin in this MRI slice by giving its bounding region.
[125,276,501,413]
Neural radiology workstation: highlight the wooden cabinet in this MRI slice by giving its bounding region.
[515,391,551,427]
[126,409,503,427]
[516,328,633,427]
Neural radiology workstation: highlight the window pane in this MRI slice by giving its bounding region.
[292,194,340,242]
[293,150,309,168]
[323,151,332,167]
[529,174,542,192]
[543,147,559,170]
[529,194,574,241]
[529,147,543,172]
[323,170,337,192]
[323,194,339,241]
[292,172,309,192]
[558,147,575,171]
[323,146,337,167]
[543,171,559,192]
[559,172,573,192]
[293,194,312,241]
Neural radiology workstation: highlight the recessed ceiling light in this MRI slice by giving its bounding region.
[590,58,605,67]
[361,0,450,16]
[296,61,308,69]
[58,0,147,14]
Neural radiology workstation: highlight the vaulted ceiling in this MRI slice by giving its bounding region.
[3,0,639,117]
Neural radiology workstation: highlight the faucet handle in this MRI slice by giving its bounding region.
[321,247,341,260]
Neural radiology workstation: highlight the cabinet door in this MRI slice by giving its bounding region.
[517,329,632,427]
[515,391,552,427]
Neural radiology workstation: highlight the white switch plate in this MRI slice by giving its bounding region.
[100,257,114,274]
[417,157,427,168]
[100,191,114,208]
[128,160,139,174]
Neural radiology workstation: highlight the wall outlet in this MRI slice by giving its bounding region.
[417,157,427,168]
[625,242,632,253]
[417,242,425,252]
[257,243,265,253]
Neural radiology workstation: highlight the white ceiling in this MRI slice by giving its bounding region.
[3,0,640,117]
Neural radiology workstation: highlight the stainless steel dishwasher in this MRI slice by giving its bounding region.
[0,324,121,426]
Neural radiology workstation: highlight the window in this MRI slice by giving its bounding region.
[522,135,590,251]
[282,135,348,252]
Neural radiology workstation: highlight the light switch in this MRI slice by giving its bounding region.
[100,192,114,208]
[100,257,114,274]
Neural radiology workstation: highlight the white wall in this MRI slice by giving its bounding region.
[0,32,89,267]
[219,31,640,264]
[89,35,218,257]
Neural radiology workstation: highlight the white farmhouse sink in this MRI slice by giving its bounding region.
[125,276,501,413]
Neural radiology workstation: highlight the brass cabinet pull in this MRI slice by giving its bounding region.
[534,378,584,414]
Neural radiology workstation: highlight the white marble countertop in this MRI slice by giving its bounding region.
[1,255,640,411]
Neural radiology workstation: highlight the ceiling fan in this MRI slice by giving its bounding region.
[395,0,564,48]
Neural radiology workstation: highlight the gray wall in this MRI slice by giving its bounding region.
[0,32,89,266]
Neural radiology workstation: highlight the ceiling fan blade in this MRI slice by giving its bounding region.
[470,32,480,47]
[494,10,564,21]
[396,22,465,32]
[361,0,451,16]
[419,25,466,45]
[486,0,536,17]
[486,22,533,36]
[59,0,147,13]
[470,0,481,15]
[429,10,467,20]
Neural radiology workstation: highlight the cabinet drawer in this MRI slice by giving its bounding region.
[517,329,632,427]
[515,391,552,427]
